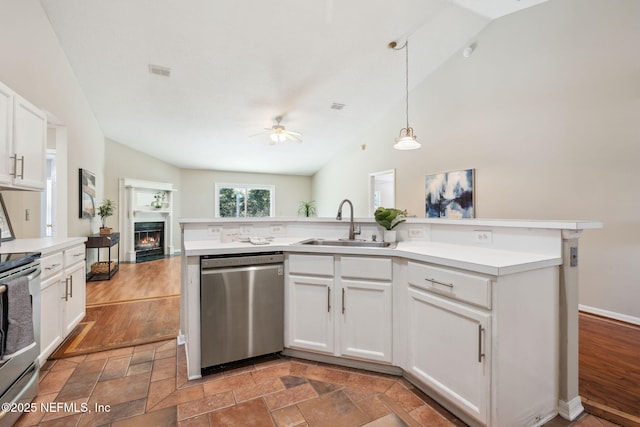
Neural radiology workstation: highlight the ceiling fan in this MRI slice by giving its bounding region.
[257,116,302,145]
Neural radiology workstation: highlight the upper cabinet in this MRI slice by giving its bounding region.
[0,80,46,191]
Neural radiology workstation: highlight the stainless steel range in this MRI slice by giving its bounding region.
[0,252,41,427]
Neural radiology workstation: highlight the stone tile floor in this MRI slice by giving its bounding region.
[15,339,617,426]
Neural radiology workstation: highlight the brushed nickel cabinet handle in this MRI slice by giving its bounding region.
[478,325,485,363]
[426,277,454,288]
[342,288,345,314]
[327,287,331,313]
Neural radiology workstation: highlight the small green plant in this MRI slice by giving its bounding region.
[153,192,165,208]
[374,207,406,230]
[98,199,116,228]
[298,200,317,217]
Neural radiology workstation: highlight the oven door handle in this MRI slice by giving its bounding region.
[27,266,41,281]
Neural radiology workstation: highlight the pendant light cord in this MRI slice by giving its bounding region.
[404,41,409,130]
[391,40,410,130]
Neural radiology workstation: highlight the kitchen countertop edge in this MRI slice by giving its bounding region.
[183,238,561,276]
[1,237,88,256]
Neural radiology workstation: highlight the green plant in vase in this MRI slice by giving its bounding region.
[298,200,317,217]
[374,207,406,242]
[98,199,116,235]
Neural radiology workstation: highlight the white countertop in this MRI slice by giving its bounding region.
[183,237,561,276]
[179,216,602,231]
[1,237,87,256]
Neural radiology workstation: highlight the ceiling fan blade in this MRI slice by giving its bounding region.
[285,132,303,143]
[287,130,302,137]
[249,130,270,138]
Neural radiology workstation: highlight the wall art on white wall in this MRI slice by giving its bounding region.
[79,168,96,218]
[425,168,474,218]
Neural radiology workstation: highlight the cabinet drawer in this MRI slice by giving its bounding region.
[408,262,491,308]
[341,256,392,281]
[40,252,64,278]
[288,254,334,276]
[64,244,86,265]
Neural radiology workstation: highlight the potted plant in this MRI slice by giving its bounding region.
[297,200,317,217]
[153,192,165,209]
[97,199,116,235]
[374,207,406,242]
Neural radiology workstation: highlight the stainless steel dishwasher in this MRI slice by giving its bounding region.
[200,252,284,372]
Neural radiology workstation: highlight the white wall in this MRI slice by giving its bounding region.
[181,169,311,218]
[312,0,640,320]
[0,0,105,238]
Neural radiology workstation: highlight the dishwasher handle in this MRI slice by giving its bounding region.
[201,263,283,277]
[201,252,284,269]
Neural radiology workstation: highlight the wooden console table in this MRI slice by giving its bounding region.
[86,232,120,281]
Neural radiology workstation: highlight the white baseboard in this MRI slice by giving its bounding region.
[579,305,640,326]
[558,396,584,421]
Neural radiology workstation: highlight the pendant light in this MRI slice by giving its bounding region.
[390,40,421,150]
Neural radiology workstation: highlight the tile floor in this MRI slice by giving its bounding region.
[15,340,617,427]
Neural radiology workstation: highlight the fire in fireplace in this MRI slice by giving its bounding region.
[134,221,164,262]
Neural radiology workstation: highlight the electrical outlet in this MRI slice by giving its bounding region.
[207,226,221,235]
[474,230,492,244]
[270,224,285,235]
[408,228,424,238]
[240,226,253,235]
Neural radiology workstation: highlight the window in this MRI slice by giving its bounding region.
[215,183,274,217]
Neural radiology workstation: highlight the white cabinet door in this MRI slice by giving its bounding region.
[287,275,335,354]
[12,94,46,190]
[0,81,13,185]
[39,273,64,364]
[340,279,392,363]
[63,262,86,335]
[407,287,490,425]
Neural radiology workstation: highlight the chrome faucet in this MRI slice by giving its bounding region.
[336,199,361,240]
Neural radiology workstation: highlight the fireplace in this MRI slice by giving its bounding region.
[134,221,164,262]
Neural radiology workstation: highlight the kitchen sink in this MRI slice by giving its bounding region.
[295,238,396,248]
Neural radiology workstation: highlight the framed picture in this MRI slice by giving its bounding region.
[79,168,96,218]
[425,168,475,218]
[0,194,15,242]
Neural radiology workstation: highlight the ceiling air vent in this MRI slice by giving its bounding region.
[330,102,346,110]
[148,64,171,77]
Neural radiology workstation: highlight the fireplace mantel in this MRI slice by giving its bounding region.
[119,178,177,262]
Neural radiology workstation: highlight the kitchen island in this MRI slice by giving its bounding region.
[180,217,600,427]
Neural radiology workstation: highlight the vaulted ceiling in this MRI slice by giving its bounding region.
[40,0,548,175]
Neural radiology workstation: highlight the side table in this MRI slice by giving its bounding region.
[86,232,120,281]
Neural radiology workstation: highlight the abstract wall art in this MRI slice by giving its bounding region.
[425,168,474,218]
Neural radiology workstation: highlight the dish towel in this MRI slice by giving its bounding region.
[1,276,36,360]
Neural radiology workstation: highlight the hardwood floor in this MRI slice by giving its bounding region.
[51,257,181,358]
[86,256,180,305]
[579,312,640,427]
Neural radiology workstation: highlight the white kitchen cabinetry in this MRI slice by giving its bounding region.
[38,243,87,364]
[339,256,392,363]
[0,81,14,185]
[286,254,392,364]
[39,252,65,365]
[62,244,87,335]
[0,80,46,190]
[287,254,335,354]
[407,287,490,424]
[405,261,559,427]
